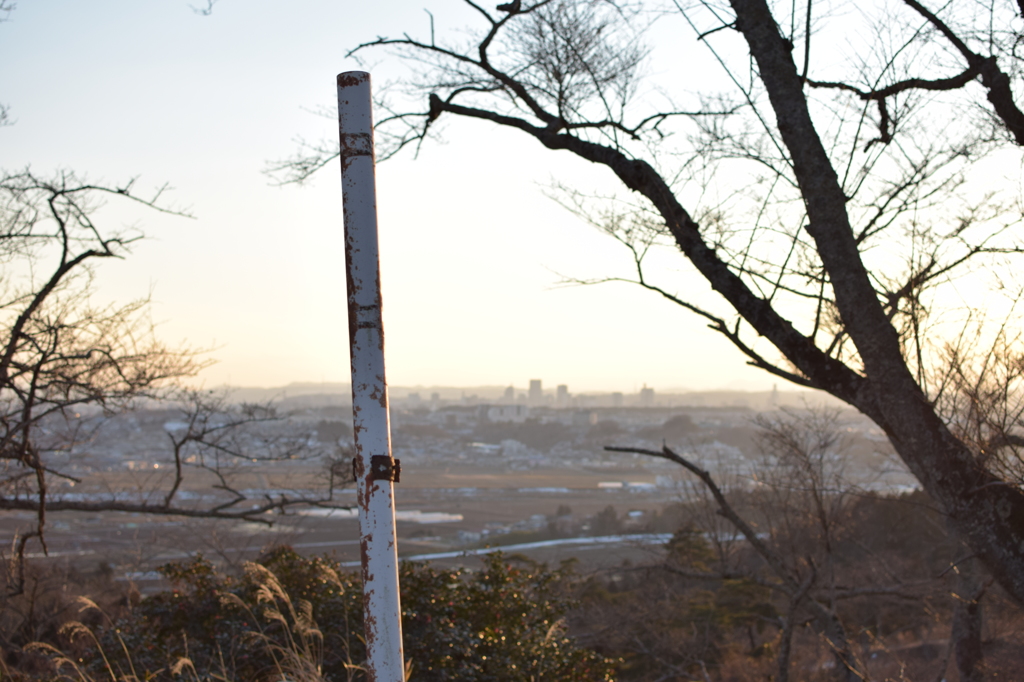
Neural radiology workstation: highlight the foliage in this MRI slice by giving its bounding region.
[473,418,573,451]
[399,553,615,681]
[67,549,356,682]
[665,524,715,572]
[571,489,1024,681]
[4,496,1024,681]
[62,547,615,682]
[589,505,622,536]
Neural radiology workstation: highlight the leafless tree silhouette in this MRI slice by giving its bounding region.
[0,171,351,595]
[274,0,1024,605]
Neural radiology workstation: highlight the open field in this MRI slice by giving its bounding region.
[3,458,686,590]
[4,399,916,591]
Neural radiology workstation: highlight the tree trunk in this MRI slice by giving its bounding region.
[727,0,1024,607]
[952,559,986,682]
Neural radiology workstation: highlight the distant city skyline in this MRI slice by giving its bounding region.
[218,378,833,408]
[217,379,841,414]
[213,378,778,395]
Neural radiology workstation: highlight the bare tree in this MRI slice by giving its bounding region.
[274,0,1024,604]
[0,170,196,590]
[609,413,870,681]
[0,171,351,595]
[609,409,987,681]
[0,3,355,602]
[935,321,1024,489]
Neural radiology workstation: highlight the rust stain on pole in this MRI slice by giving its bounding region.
[338,70,405,682]
[337,71,368,89]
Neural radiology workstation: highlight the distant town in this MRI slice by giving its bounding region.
[3,379,919,587]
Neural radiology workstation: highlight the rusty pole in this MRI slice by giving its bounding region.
[338,70,405,681]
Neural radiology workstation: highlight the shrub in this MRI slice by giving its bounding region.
[67,547,614,682]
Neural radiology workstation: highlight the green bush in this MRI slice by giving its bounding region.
[73,547,614,682]
[400,555,614,681]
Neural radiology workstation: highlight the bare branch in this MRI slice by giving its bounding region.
[900,0,1024,144]
[606,442,866,678]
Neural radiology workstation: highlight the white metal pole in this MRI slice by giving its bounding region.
[337,70,405,682]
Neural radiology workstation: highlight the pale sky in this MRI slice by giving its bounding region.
[2,0,798,394]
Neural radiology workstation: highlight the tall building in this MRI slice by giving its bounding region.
[556,384,569,407]
[503,385,515,403]
[529,379,543,405]
[639,385,655,407]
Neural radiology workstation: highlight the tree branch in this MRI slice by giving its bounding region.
[901,0,1024,144]
[606,443,865,679]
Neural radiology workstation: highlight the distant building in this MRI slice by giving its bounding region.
[611,392,624,407]
[529,379,543,405]
[556,384,569,407]
[639,385,654,407]
[430,405,476,428]
[487,404,530,423]
[503,385,514,403]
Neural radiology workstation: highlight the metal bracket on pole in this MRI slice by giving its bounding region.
[352,455,402,484]
[371,455,402,483]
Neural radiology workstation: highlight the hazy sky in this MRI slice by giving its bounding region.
[2,0,785,393]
